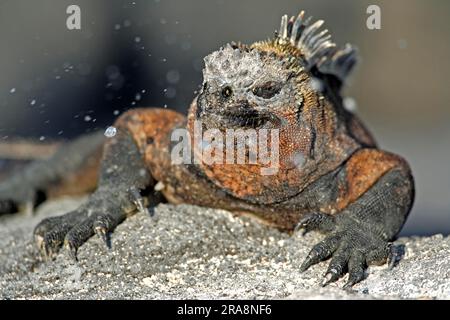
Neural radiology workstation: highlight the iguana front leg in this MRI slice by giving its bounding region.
[296,149,415,288]
[33,127,153,259]
[32,108,185,260]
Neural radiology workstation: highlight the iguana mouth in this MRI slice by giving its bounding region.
[219,109,271,128]
[216,107,282,129]
[196,93,282,129]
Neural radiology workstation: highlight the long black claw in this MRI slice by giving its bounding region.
[300,235,340,272]
[387,243,403,270]
[95,225,107,242]
[300,254,317,272]
[343,271,365,289]
[321,249,349,286]
[39,227,68,259]
[43,241,56,260]
[321,271,341,287]
[300,246,325,272]
[93,212,123,249]
[344,253,366,288]
[128,186,149,215]
[65,240,79,262]
[94,226,111,249]
[35,234,44,252]
[343,279,357,290]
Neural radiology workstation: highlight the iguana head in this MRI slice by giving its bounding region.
[186,11,362,203]
[193,10,358,134]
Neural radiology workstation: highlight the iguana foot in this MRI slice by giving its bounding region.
[34,186,148,261]
[298,213,397,288]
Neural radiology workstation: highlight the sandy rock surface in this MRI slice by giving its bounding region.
[0,197,449,299]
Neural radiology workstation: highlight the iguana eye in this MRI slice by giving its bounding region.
[252,81,282,99]
[221,86,233,98]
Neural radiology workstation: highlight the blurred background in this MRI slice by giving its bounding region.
[0,0,448,236]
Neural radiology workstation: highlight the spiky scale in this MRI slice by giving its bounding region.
[275,10,358,88]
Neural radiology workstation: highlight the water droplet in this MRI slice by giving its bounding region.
[84,115,92,122]
[292,152,306,168]
[164,34,177,45]
[181,40,191,51]
[164,87,176,99]
[10,88,16,93]
[30,99,36,106]
[139,169,147,177]
[309,77,323,92]
[105,65,121,80]
[397,39,408,50]
[192,58,203,72]
[113,110,120,116]
[78,63,91,76]
[135,93,142,101]
[39,136,45,141]
[104,126,117,138]
[166,70,180,84]
[114,24,121,30]
[135,36,141,43]
[343,97,358,112]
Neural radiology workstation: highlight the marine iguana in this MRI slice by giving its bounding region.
[0,11,414,288]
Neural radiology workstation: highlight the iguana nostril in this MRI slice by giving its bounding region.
[230,100,250,110]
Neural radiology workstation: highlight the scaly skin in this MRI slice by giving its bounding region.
[0,10,414,288]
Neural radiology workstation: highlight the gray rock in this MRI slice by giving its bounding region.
[0,197,449,299]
